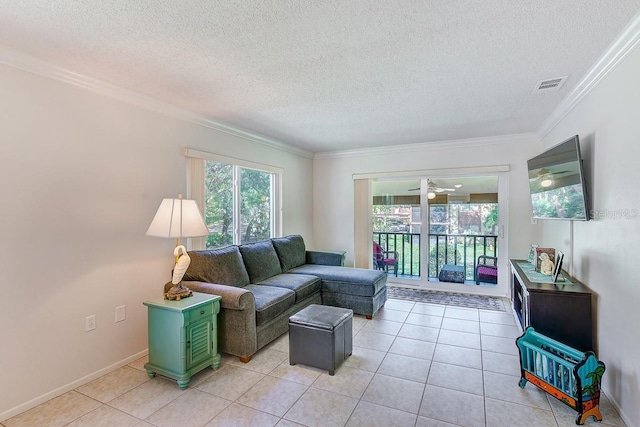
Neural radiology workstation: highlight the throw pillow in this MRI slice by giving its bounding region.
[239,240,283,283]
[272,234,306,272]
[183,245,250,287]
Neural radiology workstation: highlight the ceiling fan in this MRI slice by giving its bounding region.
[530,168,572,180]
[408,180,456,193]
[530,168,573,185]
[428,180,456,193]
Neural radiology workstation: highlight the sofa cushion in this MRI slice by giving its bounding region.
[244,284,295,326]
[272,234,306,272]
[289,264,387,297]
[183,246,250,287]
[257,274,321,303]
[239,240,282,283]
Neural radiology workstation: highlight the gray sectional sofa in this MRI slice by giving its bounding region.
[165,235,387,362]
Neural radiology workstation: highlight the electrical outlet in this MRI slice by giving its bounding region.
[85,315,96,332]
[115,305,126,323]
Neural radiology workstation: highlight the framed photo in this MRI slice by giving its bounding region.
[527,244,538,265]
[535,247,556,274]
[553,251,564,283]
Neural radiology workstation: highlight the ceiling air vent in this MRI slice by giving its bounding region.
[532,76,568,94]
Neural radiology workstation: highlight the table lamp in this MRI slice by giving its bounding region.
[146,193,209,300]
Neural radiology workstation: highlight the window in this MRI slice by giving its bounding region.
[204,162,233,247]
[204,161,275,247]
[185,149,282,250]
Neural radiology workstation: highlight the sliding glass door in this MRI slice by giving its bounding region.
[423,176,498,285]
[372,179,422,279]
[371,174,505,295]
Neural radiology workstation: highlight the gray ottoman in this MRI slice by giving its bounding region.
[439,264,465,283]
[289,304,353,375]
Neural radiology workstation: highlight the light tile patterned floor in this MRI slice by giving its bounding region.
[3,299,627,427]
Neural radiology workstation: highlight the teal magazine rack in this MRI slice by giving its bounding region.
[516,327,605,425]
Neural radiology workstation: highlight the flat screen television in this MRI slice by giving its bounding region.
[527,135,589,221]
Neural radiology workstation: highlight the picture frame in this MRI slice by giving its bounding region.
[527,244,539,265]
[553,251,564,283]
[535,247,556,273]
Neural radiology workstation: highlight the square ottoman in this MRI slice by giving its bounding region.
[438,264,465,283]
[289,304,353,375]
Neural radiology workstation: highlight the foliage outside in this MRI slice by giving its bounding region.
[373,202,498,279]
[204,162,272,249]
[531,184,587,220]
[205,162,233,248]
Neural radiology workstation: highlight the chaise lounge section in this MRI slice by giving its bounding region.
[165,235,387,362]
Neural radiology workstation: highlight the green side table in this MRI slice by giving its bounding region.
[143,292,221,389]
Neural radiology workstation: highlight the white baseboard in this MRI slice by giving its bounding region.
[601,386,635,427]
[0,350,148,423]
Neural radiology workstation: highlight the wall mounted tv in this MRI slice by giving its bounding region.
[527,135,589,221]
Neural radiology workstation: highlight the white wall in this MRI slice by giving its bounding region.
[0,63,314,420]
[539,44,640,427]
[312,139,542,295]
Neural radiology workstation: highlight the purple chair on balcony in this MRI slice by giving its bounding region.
[373,242,399,277]
[475,255,498,285]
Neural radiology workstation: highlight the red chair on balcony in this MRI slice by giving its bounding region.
[373,242,399,277]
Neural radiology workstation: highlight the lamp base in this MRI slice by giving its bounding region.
[164,283,193,301]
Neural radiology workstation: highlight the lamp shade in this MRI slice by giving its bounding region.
[146,196,209,239]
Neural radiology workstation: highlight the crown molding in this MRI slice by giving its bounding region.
[0,46,314,159]
[314,133,540,159]
[538,11,640,138]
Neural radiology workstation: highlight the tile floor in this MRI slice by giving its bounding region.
[3,299,627,427]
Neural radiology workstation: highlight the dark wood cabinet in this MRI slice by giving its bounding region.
[510,259,594,353]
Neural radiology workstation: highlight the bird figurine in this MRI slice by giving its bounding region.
[165,245,193,300]
[172,245,191,284]
[539,252,555,276]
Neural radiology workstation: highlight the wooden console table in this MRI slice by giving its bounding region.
[510,259,594,353]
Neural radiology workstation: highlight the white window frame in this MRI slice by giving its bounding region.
[354,165,510,297]
[184,148,283,249]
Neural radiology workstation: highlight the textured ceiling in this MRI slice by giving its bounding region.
[1,1,639,153]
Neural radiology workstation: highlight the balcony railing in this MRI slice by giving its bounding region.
[373,232,498,281]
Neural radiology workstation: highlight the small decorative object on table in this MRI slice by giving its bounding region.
[164,245,192,300]
[552,251,565,283]
[528,244,539,265]
[538,253,555,276]
[535,247,555,274]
